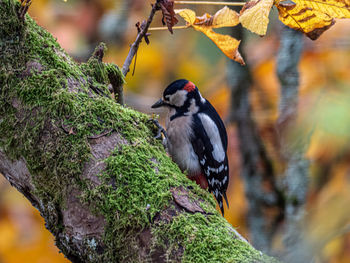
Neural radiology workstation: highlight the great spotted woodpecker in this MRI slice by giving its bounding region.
[151,79,229,215]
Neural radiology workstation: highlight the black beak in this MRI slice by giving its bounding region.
[151,99,165,108]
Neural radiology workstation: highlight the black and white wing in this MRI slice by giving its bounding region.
[191,103,229,215]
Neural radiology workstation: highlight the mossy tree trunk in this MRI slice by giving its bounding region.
[0,0,277,262]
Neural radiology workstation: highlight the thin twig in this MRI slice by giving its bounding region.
[174,1,245,6]
[132,51,138,76]
[149,25,190,31]
[121,2,159,76]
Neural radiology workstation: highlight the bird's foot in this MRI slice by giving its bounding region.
[148,117,167,141]
[18,0,32,20]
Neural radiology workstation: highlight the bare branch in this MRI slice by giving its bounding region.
[149,25,189,31]
[121,2,160,77]
[174,1,245,6]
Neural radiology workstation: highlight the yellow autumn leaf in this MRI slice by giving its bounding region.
[176,8,196,24]
[291,0,350,19]
[210,5,241,28]
[239,0,274,36]
[175,7,244,65]
[201,29,243,63]
[276,0,336,39]
[239,0,350,39]
[276,0,350,39]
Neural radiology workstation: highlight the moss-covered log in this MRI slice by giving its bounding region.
[0,0,278,262]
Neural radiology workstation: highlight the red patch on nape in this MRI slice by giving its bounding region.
[183,81,196,92]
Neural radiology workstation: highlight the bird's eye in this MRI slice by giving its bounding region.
[164,95,170,101]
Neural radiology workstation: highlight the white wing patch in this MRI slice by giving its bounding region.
[208,178,214,186]
[207,166,219,173]
[198,113,225,163]
[214,189,219,198]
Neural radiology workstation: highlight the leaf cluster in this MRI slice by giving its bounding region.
[160,0,350,64]
[240,0,350,40]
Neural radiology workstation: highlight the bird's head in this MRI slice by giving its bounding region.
[151,79,205,112]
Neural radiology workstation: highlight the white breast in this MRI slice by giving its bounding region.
[166,109,201,176]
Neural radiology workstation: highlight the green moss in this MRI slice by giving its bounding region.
[153,213,278,263]
[82,136,216,261]
[0,1,277,262]
[0,0,125,214]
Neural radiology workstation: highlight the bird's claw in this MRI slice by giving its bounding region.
[18,0,32,20]
[148,118,167,141]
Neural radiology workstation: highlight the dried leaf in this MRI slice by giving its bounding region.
[239,0,350,39]
[276,0,350,39]
[276,0,336,40]
[69,127,75,135]
[198,28,244,64]
[159,0,178,34]
[291,0,350,19]
[194,6,240,27]
[239,0,274,36]
[171,187,205,214]
[175,7,244,64]
[176,8,196,24]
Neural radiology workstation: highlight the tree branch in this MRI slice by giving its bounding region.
[227,23,285,253]
[117,1,161,105]
[174,1,245,6]
[121,2,159,77]
[276,26,310,263]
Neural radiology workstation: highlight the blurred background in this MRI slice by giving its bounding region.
[1,0,350,262]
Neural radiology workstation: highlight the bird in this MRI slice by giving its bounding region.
[151,79,229,215]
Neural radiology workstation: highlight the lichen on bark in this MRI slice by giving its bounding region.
[0,0,279,262]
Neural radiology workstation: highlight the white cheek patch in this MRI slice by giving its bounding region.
[187,98,199,115]
[168,90,188,107]
[198,113,225,163]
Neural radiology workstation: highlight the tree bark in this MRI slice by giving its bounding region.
[276,26,310,263]
[0,0,277,262]
[227,25,285,253]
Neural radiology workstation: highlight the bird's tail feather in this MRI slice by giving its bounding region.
[223,192,229,209]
